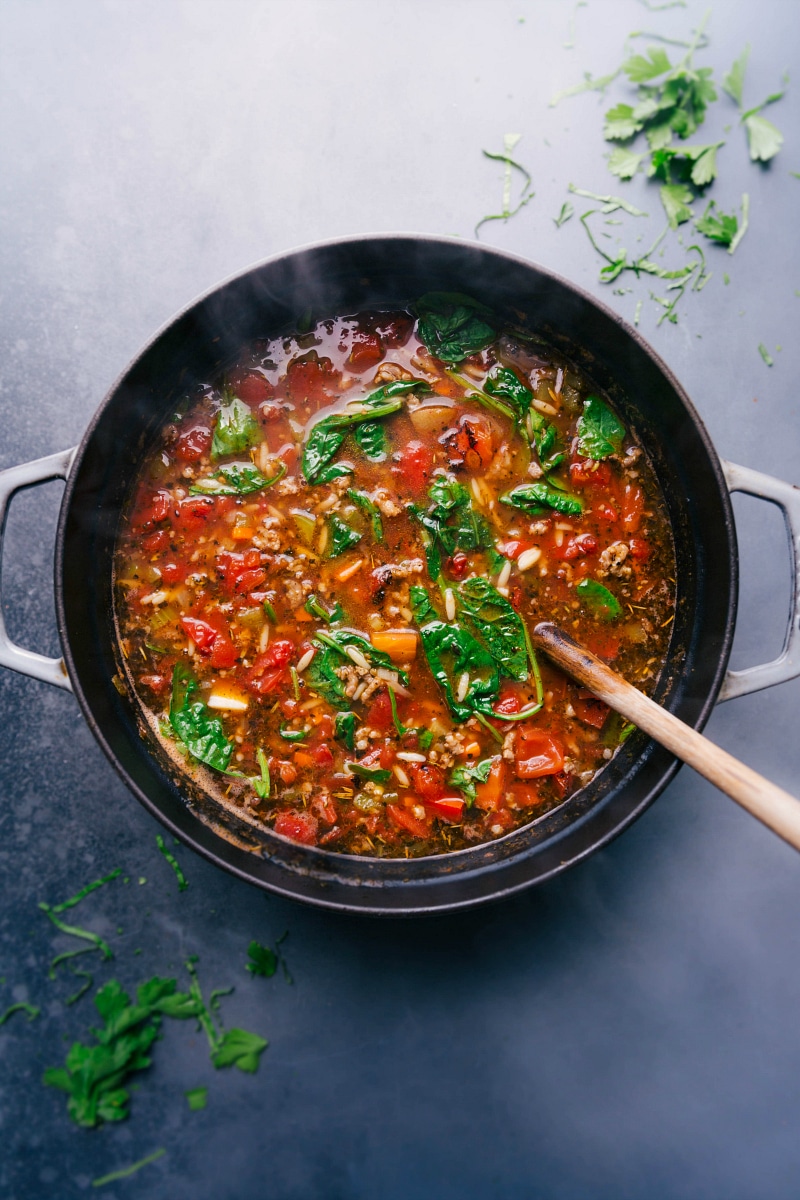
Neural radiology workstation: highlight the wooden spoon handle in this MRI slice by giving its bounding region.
[532,621,800,853]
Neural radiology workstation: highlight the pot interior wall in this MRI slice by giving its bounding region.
[56,237,737,913]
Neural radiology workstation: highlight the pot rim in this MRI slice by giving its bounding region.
[53,233,738,914]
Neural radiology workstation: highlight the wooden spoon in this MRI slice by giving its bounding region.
[531,621,800,853]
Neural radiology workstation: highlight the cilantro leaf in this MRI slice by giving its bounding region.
[695,200,738,246]
[623,47,672,83]
[660,183,694,228]
[246,940,278,978]
[186,1087,208,1111]
[554,201,574,227]
[577,396,626,459]
[722,47,749,108]
[608,146,645,180]
[603,103,643,141]
[210,1028,268,1074]
[449,757,495,807]
[744,113,784,162]
[211,396,261,460]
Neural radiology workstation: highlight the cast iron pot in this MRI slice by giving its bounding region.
[1,236,799,915]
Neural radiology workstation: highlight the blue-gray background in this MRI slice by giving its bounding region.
[1,1,799,1197]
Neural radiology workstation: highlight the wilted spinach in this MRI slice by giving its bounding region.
[415,292,496,365]
[500,480,583,516]
[576,396,626,459]
[211,395,261,460]
[169,665,233,772]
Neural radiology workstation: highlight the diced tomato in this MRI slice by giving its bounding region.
[386,804,431,839]
[629,536,650,561]
[442,414,495,472]
[346,330,384,372]
[594,501,619,524]
[496,539,528,561]
[208,636,237,669]
[235,568,267,593]
[271,758,298,785]
[273,810,318,845]
[142,530,169,554]
[447,552,469,579]
[139,674,167,692]
[620,483,644,533]
[515,729,565,779]
[365,689,394,731]
[393,440,434,494]
[312,742,334,768]
[424,796,465,821]
[216,549,266,594]
[277,442,298,470]
[509,586,523,612]
[486,807,516,831]
[175,425,212,462]
[572,693,611,729]
[285,351,341,405]
[358,744,394,771]
[180,617,218,653]
[150,491,171,522]
[230,371,274,405]
[507,783,543,810]
[264,639,295,668]
[160,561,186,585]
[406,762,446,800]
[569,459,612,489]
[311,794,338,825]
[582,630,621,661]
[493,690,521,716]
[562,533,598,560]
[247,639,295,694]
[174,496,215,533]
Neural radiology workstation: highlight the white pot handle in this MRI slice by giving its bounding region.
[0,447,77,689]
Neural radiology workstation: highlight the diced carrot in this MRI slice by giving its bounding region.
[293,750,315,770]
[231,526,256,540]
[370,630,418,662]
[294,607,314,622]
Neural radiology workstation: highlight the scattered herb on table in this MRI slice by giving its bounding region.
[92,1148,166,1189]
[185,1087,208,1112]
[156,835,188,892]
[0,1001,40,1027]
[758,343,774,367]
[476,133,535,237]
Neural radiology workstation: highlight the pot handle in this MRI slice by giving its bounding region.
[0,447,77,690]
[719,460,800,701]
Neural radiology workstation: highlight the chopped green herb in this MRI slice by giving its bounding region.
[92,1148,166,1188]
[575,578,622,621]
[660,183,694,228]
[449,757,496,807]
[568,184,648,217]
[251,747,271,799]
[608,146,646,180]
[0,1001,40,1027]
[185,1087,208,1111]
[758,343,774,367]
[744,112,783,162]
[347,488,384,542]
[476,133,535,237]
[50,869,122,915]
[156,835,188,892]
[554,200,575,226]
[210,1027,268,1073]
[305,594,344,623]
[417,729,434,751]
[346,760,392,783]
[64,969,93,1007]
[264,600,278,623]
[334,710,357,751]
[39,905,113,962]
[246,940,278,978]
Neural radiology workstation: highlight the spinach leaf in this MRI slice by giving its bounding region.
[415,292,495,365]
[575,578,622,621]
[328,515,362,558]
[305,646,349,709]
[302,392,411,483]
[346,760,392,783]
[190,460,285,496]
[346,488,383,542]
[316,461,354,484]
[364,378,429,405]
[279,726,307,743]
[409,476,503,579]
[305,594,344,623]
[211,395,261,460]
[302,423,347,484]
[500,481,583,516]
[334,711,357,751]
[353,420,386,461]
[448,757,496,806]
[316,630,407,682]
[410,585,499,720]
[483,365,532,420]
[169,665,233,772]
[577,396,626,459]
[457,577,528,682]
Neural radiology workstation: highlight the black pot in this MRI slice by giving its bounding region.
[1,236,798,915]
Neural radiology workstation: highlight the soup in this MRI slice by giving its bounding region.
[114,294,675,856]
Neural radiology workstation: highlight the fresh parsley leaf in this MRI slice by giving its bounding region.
[554,201,574,226]
[190,460,285,496]
[449,757,495,807]
[575,579,622,621]
[744,113,784,162]
[169,665,233,772]
[415,292,495,365]
[499,481,583,516]
[722,47,749,108]
[623,46,672,84]
[695,200,738,246]
[577,396,626,459]
[660,183,694,228]
[608,146,646,179]
[328,515,362,558]
[457,578,528,682]
[246,940,278,978]
[186,1087,208,1111]
[210,1028,268,1074]
[211,396,261,460]
[603,102,644,141]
